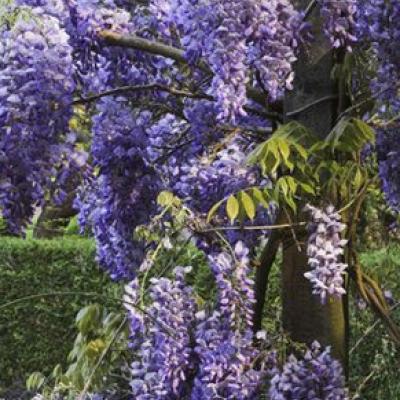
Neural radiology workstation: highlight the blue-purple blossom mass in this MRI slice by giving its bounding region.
[0,0,399,398]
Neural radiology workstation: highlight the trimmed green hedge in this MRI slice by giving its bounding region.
[0,237,116,390]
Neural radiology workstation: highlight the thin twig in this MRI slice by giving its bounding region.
[351,368,377,400]
[285,95,338,118]
[350,301,400,355]
[0,291,176,338]
[73,83,213,105]
[198,222,307,233]
[283,207,303,252]
[337,82,400,122]
[74,83,281,121]
[304,0,318,19]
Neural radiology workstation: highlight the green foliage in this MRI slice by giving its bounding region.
[349,245,400,399]
[325,117,375,153]
[208,118,376,224]
[0,237,118,394]
[34,307,129,398]
[64,216,81,236]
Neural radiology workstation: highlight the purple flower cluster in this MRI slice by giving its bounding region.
[0,7,75,233]
[376,126,400,212]
[250,0,308,100]
[356,0,400,114]
[304,205,348,304]
[152,0,308,121]
[355,1,400,212]
[125,242,275,399]
[320,0,357,51]
[269,341,347,400]
[77,98,161,279]
[192,242,267,399]
[64,0,135,92]
[125,267,197,398]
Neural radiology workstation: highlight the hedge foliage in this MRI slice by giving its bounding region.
[0,237,116,392]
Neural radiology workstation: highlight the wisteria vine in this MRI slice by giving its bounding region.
[1,0,399,398]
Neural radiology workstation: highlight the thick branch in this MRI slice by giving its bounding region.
[100,30,279,109]
[100,30,208,70]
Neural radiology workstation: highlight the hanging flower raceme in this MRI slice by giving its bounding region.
[304,205,348,304]
[77,97,161,280]
[250,0,308,100]
[192,242,269,399]
[124,242,276,399]
[320,0,357,51]
[124,267,197,399]
[269,341,348,400]
[151,0,308,122]
[376,126,400,213]
[356,0,400,115]
[0,8,75,234]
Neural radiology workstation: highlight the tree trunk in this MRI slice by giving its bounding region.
[281,2,348,369]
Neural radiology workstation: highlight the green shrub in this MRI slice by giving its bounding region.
[0,237,117,392]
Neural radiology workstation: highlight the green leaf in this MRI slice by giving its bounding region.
[240,191,256,220]
[277,138,290,164]
[278,177,289,197]
[286,176,297,194]
[226,195,239,223]
[85,338,106,359]
[267,140,281,174]
[76,304,102,335]
[300,182,316,195]
[353,167,363,190]
[26,372,45,391]
[285,196,297,213]
[207,198,224,223]
[292,142,308,160]
[52,364,63,379]
[157,191,174,206]
[353,118,375,143]
[252,187,270,208]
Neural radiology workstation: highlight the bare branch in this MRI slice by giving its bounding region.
[285,95,339,118]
